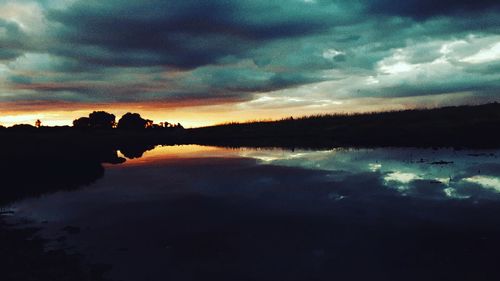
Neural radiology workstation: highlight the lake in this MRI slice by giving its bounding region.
[5,145,500,281]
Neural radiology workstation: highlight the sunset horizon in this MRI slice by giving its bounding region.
[1,96,498,128]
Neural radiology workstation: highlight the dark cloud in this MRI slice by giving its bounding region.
[368,0,500,20]
[0,19,29,60]
[464,61,500,75]
[357,78,500,99]
[45,0,346,69]
[0,0,499,111]
[184,65,325,94]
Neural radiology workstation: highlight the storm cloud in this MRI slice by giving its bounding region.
[368,0,500,19]
[0,0,499,119]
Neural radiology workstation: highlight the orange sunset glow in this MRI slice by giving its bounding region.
[1,91,494,128]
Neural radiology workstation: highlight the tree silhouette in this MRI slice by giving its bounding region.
[117,113,153,130]
[88,111,116,129]
[35,119,42,128]
[73,117,90,128]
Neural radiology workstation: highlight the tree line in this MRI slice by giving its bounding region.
[0,111,183,130]
[73,111,184,130]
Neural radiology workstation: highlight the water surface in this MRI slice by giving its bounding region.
[8,145,500,281]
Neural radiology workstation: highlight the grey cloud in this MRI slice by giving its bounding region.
[0,19,29,60]
[0,0,499,109]
[368,0,500,20]
[44,0,354,69]
[358,78,500,99]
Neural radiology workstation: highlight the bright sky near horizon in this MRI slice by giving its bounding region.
[0,0,499,127]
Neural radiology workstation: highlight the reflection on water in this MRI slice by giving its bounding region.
[7,145,500,281]
[116,145,228,166]
[240,148,500,200]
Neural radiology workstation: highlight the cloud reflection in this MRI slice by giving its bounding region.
[235,147,500,200]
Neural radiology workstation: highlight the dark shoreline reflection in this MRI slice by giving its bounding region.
[0,141,165,205]
[0,146,118,206]
[0,144,130,280]
[118,144,156,159]
[0,141,157,280]
[5,145,500,281]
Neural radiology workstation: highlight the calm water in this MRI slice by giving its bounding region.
[7,145,500,281]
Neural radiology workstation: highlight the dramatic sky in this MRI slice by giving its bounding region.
[0,0,499,126]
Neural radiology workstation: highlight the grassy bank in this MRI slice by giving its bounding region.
[185,103,500,148]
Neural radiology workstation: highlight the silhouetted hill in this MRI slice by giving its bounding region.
[185,103,500,148]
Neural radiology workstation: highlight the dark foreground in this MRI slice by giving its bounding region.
[1,103,500,280]
[0,219,111,281]
[2,145,500,281]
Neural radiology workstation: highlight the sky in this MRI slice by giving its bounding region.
[0,0,499,127]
